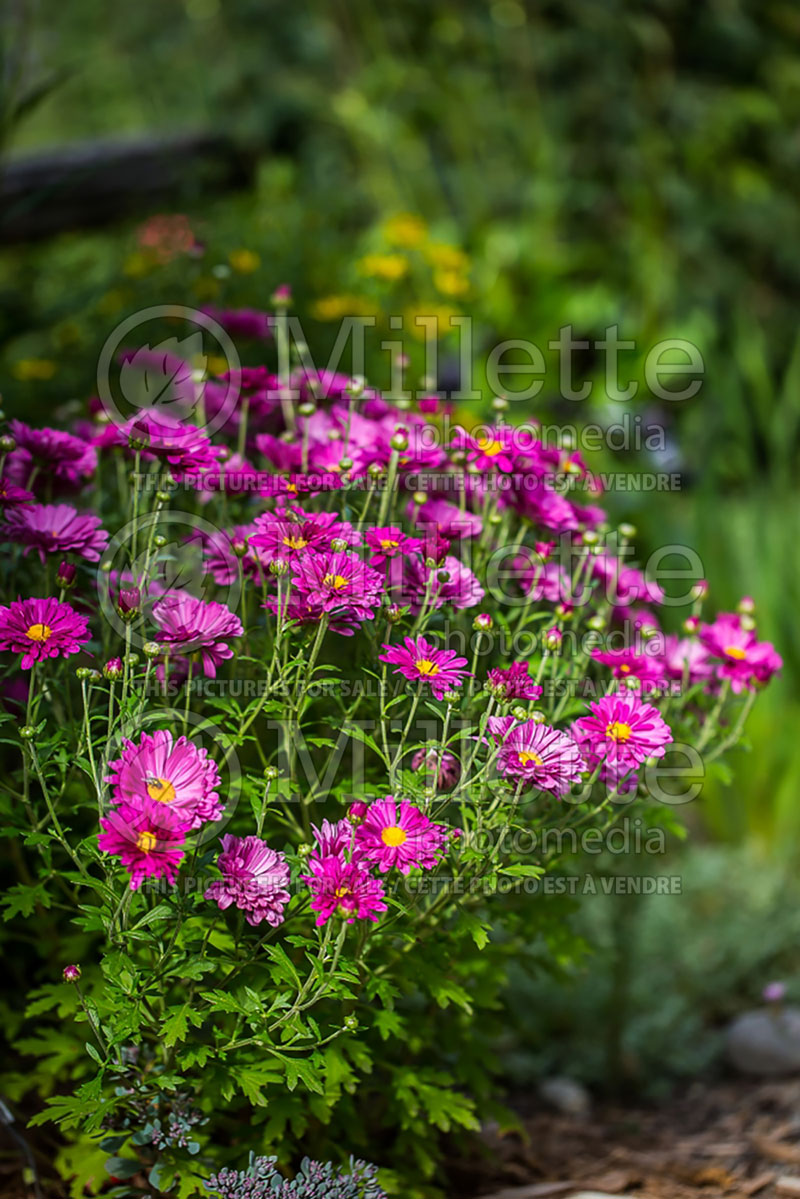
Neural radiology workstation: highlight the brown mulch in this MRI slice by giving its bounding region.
[447,1078,800,1199]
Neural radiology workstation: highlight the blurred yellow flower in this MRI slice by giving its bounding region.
[229,249,260,273]
[433,268,470,297]
[123,251,155,278]
[192,276,221,301]
[310,294,377,321]
[382,213,427,248]
[12,358,57,381]
[206,354,229,376]
[357,253,409,281]
[425,242,469,271]
[404,305,461,341]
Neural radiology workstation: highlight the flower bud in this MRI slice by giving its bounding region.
[231,536,249,558]
[386,604,403,624]
[62,964,81,983]
[263,765,280,781]
[618,523,636,540]
[582,530,599,546]
[347,801,369,824]
[412,491,427,507]
[442,691,461,705]
[142,641,161,659]
[683,616,699,635]
[100,560,112,573]
[390,429,409,452]
[155,490,172,504]
[116,587,141,620]
[125,653,139,667]
[737,596,755,615]
[0,434,16,453]
[436,569,451,584]
[19,725,36,740]
[297,842,312,858]
[394,398,411,412]
[103,657,123,680]
[56,561,77,588]
[330,538,348,553]
[690,580,708,602]
[624,675,641,691]
[269,559,290,577]
[75,667,92,680]
[338,457,354,472]
[488,512,503,526]
[345,376,365,398]
[368,462,385,480]
[534,541,554,562]
[544,628,562,651]
[473,613,493,632]
[344,1014,359,1031]
[271,283,292,307]
[529,709,547,725]
[554,603,573,621]
[740,614,756,632]
[511,705,528,721]
[298,401,316,417]
[153,535,167,549]
[587,615,606,632]
[491,395,508,412]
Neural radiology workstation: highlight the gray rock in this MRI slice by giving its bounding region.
[538,1076,591,1116]
[727,1006,800,1076]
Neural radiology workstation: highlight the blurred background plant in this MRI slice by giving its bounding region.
[1,0,799,1135]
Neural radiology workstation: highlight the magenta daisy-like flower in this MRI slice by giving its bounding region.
[699,612,783,693]
[379,635,470,699]
[7,421,97,487]
[288,550,384,627]
[249,507,360,561]
[301,853,388,927]
[204,834,291,927]
[152,593,243,678]
[310,818,359,863]
[1,503,108,562]
[410,498,483,540]
[0,476,34,506]
[105,728,223,829]
[355,797,448,875]
[398,554,485,614]
[660,634,713,685]
[591,647,665,686]
[451,424,520,473]
[486,661,543,702]
[572,693,673,777]
[98,798,190,891]
[365,526,423,568]
[94,414,221,477]
[0,596,90,669]
[495,721,586,795]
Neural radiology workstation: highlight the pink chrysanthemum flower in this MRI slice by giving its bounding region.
[288,550,384,625]
[591,554,664,609]
[1,502,108,562]
[495,721,586,795]
[355,797,448,875]
[0,476,35,505]
[204,834,291,927]
[152,593,243,678]
[302,854,388,927]
[486,661,543,702]
[452,424,520,472]
[699,612,783,693]
[398,554,485,614]
[591,647,665,685]
[249,507,360,561]
[201,306,272,340]
[379,635,470,699]
[94,414,221,477]
[410,498,483,540]
[105,728,222,829]
[7,421,97,487]
[98,798,190,891]
[661,634,713,685]
[365,526,423,567]
[572,693,673,777]
[310,818,359,863]
[0,596,90,669]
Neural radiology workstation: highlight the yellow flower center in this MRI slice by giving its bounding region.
[136,829,157,853]
[381,825,408,848]
[323,574,349,590]
[724,645,747,660]
[605,721,633,742]
[334,886,351,899]
[380,539,399,550]
[283,535,308,549]
[518,751,543,767]
[414,658,440,676]
[477,437,503,457]
[146,777,177,803]
[619,664,630,674]
[26,623,53,642]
